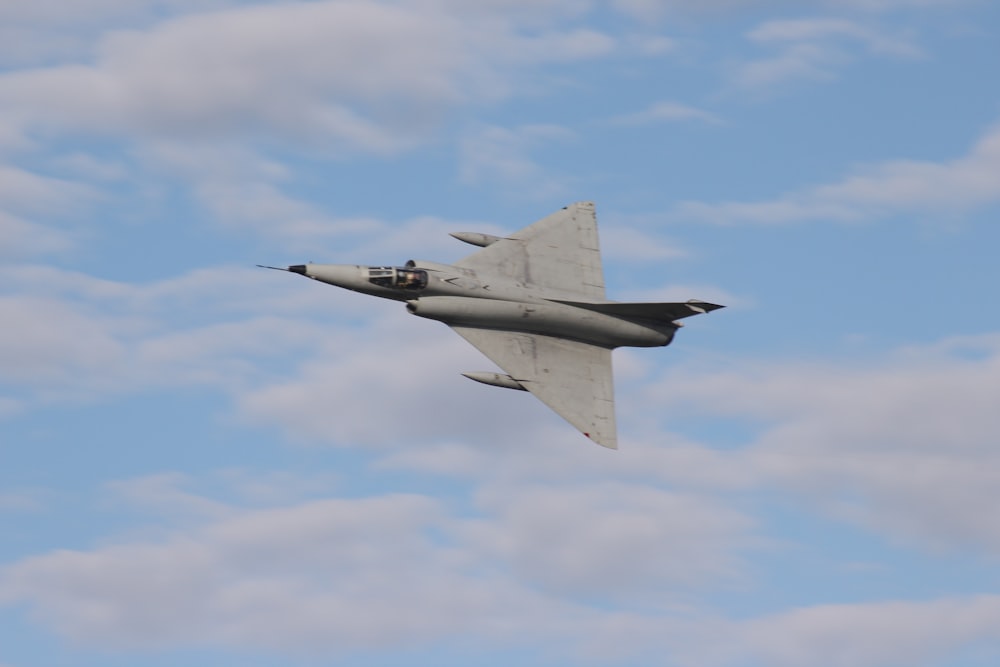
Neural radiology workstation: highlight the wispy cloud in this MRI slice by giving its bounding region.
[609,100,722,126]
[1,2,996,666]
[458,123,576,197]
[0,264,338,410]
[0,468,751,655]
[698,596,1000,667]
[734,17,923,90]
[3,465,998,664]
[0,2,614,156]
[612,0,976,22]
[0,211,72,258]
[673,121,1000,224]
[648,332,1000,553]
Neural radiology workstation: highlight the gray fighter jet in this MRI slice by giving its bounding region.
[261,202,722,448]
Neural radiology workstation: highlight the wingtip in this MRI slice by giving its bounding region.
[585,432,619,450]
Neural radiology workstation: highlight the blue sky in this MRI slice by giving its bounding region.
[2,1,1000,665]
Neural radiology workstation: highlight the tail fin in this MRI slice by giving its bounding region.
[555,299,724,323]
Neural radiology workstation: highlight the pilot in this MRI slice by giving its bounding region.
[399,270,422,288]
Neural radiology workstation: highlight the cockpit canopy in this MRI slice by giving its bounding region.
[367,266,428,290]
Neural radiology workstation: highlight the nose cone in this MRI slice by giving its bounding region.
[298,264,367,289]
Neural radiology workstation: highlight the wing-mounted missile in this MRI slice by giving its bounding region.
[462,371,527,391]
[450,232,504,248]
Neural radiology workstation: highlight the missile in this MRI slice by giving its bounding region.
[449,232,504,248]
[461,371,527,391]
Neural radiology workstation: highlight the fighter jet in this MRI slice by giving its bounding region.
[261,202,722,449]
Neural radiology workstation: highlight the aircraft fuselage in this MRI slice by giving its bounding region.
[290,262,675,348]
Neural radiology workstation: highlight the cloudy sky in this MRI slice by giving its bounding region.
[2,1,1000,665]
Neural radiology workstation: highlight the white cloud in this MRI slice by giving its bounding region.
[0,256,559,442]
[0,211,72,258]
[0,488,605,654]
[836,0,973,9]
[137,141,359,245]
[0,1,270,67]
[630,33,677,55]
[137,140,502,255]
[0,465,755,659]
[0,493,467,650]
[601,226,689,261]
[673,121,1000,224]
[463,482,754,601]
[459,123,576,197]
[0,295,130,388]
[213,468,342,506]
[611,0,975,22]
[0,165,96,217]
[3,471,998,665]
[0,0,234,25]
[647,333,1000,553]
[0,1,619,240]
[82,2,467,151]
[748,17,922,57]
[105,473,234,522]
[377,425,753,491]
[10,253,993,559]
[735,40,843,88]
[612,0,737,21]
[0,1,613,155]
[50,152,129,182]
[235,309,555,446]
[721,596,1000,667]
[734,17,923,89]
[2,263,332,318]
[0,264,338,408]
[589,595,1000,666]
[0,165,95,258]
[1,3,996,664]
[0,0,142,66]
[609,100,723,126]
